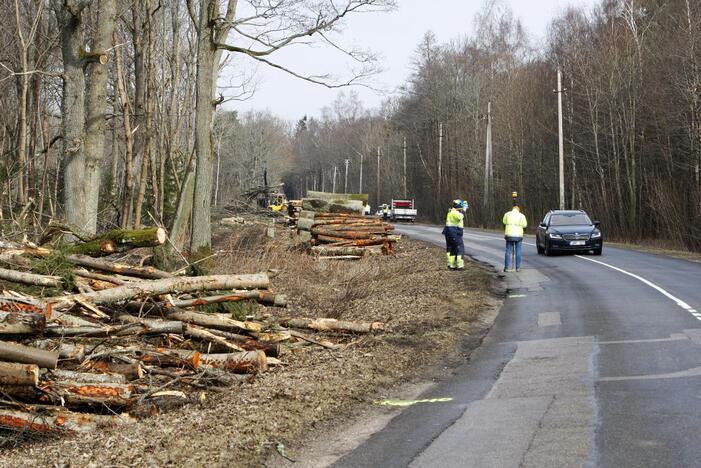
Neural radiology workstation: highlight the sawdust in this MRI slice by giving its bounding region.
[0,224,494,467]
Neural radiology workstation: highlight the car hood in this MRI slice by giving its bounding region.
[549,225,596,234]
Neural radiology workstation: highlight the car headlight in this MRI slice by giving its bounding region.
[591,231,601,238]
[548,233,562,239]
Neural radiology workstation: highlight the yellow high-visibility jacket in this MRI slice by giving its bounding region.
[502,209,527,237]
[445,208,464,228]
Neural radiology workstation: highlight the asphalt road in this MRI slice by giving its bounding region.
[332,225,701,468]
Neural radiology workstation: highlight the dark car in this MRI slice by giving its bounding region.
[536,210,602,256]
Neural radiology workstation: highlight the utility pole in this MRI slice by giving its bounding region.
[344,159,350,193]
[557,67,565,210]
[321,168,325,192]
[483,102,493,208]
[376,146,381,206]
[359,152,364,194]
[403,137,407,199]
[438,123,443,199]
[332,166,337,193]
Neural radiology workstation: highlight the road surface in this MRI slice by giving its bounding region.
[332,225,701,468]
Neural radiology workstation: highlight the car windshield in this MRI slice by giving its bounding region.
[550,213,592,226]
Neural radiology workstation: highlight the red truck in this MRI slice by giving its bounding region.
[390,199,417,222]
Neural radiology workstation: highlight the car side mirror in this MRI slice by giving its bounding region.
[539,223,547,228]
[593,220,600,226]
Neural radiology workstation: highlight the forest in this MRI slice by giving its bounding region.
[1,0,700,252]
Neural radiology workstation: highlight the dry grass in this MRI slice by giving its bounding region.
[0,223,494,468]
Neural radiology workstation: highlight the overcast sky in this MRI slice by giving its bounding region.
[222,0,598,122]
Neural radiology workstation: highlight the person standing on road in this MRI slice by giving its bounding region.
[502,202,527,272]
[442,199,468,270]
[382,204,390,221]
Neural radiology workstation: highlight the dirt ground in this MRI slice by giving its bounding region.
[0,221,496,467]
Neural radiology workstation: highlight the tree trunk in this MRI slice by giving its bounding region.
[82,0,116,235]
[53,0,90,234]
[190,1,219,255]
[115,30,135,228]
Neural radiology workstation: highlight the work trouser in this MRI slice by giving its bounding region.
[442,226,465,269]
[504,236,523,270]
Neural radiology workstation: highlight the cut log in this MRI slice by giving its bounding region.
[140,349,200,369]
[317,255,362,261]
[302,198,363,214]
[83,361,144,380]
[48,273,271,310]
[311,246,367,256]
[184,324,245,352]
[129,390,195,418]
[315,234,349,244]
[200,350,267,373]
[73,268,127,285]
[0,341,58,368]
[169,291,287,308]
[297,217,315,231]
[34,340,86,361]
[201,327,282,356]
[0,408,135,433]
[68,227,167,257]
[63,254,172,279]
[47,369,128,385]
[288,330,341,350]
[115,313,185,335]
[161,309,264,333]
[0,362,39,385]
[39,381,133,407]
[312,228,378,239]
[279,317,384,334]
[0,310,46,334]
[0,267,62,288]
[0,295,51,316]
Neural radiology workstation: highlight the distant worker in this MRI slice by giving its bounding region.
[382,204,390,221]
[442,199,468,270]
[502,202,527,272]
[363,202,371,215]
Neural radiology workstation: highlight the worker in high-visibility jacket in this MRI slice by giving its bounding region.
[442,199,468,270]
[502,202,528,272]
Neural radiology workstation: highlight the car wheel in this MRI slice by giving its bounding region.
[544,240,553,256]
[593,247,602,255]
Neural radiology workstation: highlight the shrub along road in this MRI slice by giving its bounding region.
[333,225,701,468]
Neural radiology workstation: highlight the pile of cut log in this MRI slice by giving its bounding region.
[297,212,399,259]
[0,226,384,438]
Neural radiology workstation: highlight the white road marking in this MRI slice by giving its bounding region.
[538,312,562,327]
[575,255,699,320]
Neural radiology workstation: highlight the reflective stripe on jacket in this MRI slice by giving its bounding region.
[502,210,527,237]
[445,208,464,228]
